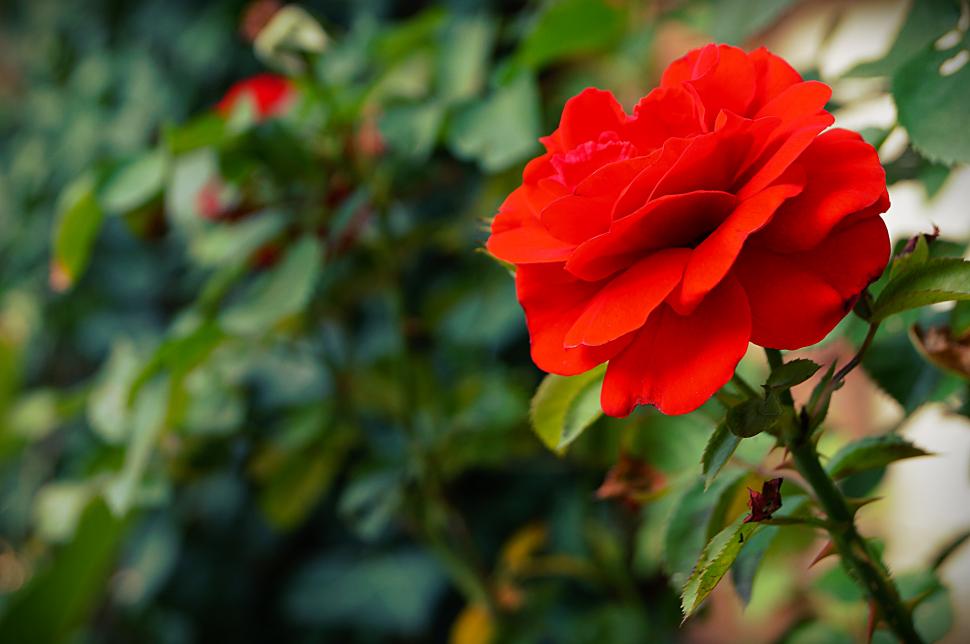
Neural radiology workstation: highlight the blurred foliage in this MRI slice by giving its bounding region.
[0,0,968,643]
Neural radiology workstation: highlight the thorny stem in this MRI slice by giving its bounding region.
[766,347,923,643]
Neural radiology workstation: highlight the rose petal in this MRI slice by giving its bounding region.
[487,225,575,264]
[541,88,628,153]
[755,128,888,250]
[749,47,804,111]
[661,44,757,130]
[517,263,631,375]
[736,216,889,349]
[565,248,691,347]
[600,277,751,416]
[626,85,706,151]
[566,190,737,282]
[674,179,804,313]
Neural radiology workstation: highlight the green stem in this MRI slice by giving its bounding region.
[767,349,921,642]
[764,348,794,407]
[785,434,923,643]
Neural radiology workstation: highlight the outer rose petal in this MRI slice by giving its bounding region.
[565,248,691,347]
[601,277,751,416]
[625,86,706,151]
[756,129,888,251]
[749,47,804,111]
[486,226,575,264]
[661,44,757,129]
[517,264,631,375]
[736,216,890,349]
[541,88,628,153]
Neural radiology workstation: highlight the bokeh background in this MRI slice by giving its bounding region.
[1,0,969,642]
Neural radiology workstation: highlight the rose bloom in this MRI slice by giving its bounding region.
[487,44,890,417]
[216,73,295,120]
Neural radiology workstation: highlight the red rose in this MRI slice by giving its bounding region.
[217,73,295,120]
[487,44,890,417]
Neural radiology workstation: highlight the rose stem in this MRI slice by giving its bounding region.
[764,347,923,643]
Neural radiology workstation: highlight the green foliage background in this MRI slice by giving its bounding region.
[1,0,968,642]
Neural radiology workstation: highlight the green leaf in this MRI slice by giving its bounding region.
[951,300,970,336]
[827,434,931,480]
[516,0,625,69]
[871,258,970,321]
[220,235,322,334]
[663,473,744,588]
[893,31,970,165]
[103,376,171,515]
[447,69,541,172]
[87,340,143,444]
[726,394,782,438]
[164,113,226,154]
[766,358,821,390]
[681,515,760,619]
[529,364,605,453]
[848,0,960,77]
[436,14,494,104]
[190,210,287,267]
[701,421,741,489]
[708,0,799,45]
[889,233,931,279]
[50,176,105,291]
[805,362,837,430]
[0,501,127,643]
[99,149,168,214]
[379,101,445,161]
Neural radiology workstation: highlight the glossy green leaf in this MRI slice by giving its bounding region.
[681,515,760,619]
[827,434,931,480]
[701,421,741,489]
[50,177,105,291]
[871,258,970,321]
[893,31,970,165]
[220,235,322,334]
[447,69,540,172]
[516,0,625,69]
[530,364,605,453]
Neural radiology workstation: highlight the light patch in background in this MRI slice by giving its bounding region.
[886,166,970,241]
[817,0,909,78]
[883,406,970,643]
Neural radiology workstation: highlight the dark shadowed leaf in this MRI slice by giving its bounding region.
[767,358,821,390]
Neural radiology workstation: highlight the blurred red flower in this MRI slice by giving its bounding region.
[216,73,294,120]
[488,44,890,416]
